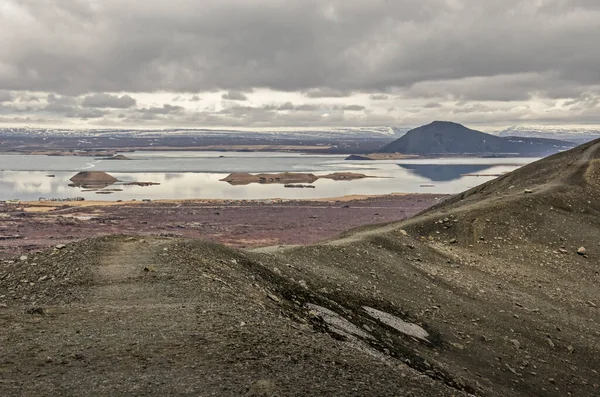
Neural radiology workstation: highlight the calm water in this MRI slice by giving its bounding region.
[0,151,537,201]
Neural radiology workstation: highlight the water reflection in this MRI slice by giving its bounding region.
[398,164,496,182]
[0,153,535,201]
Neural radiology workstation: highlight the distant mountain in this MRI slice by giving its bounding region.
[496,125,600,144]
[0,126,404,140]
[0,126,403,155]
[379,121,575,156]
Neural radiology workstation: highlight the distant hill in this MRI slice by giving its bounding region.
[379,121,575,156]
[497,125,600,144]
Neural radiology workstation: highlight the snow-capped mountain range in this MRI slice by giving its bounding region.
[493,126,600,143]
[0,126,406,140]
[1,125,599,144]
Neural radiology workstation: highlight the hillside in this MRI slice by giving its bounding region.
[380,121,575,155]
[2,140,600,396]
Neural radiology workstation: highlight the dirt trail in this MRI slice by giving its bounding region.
[90,239,162,305]
[1,236,467,396]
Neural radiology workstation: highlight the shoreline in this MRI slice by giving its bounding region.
[19,192,417,210]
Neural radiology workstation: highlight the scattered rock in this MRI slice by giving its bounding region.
[267,293,281,303]
[510,339,521,349]
[362,306,429,342]
[524,189,533,194]
[246,379,278,397]
[55,244,66,250]
[25,307,45,316]
[451,342,466,350]
[306,303,372,340]
[577,246,587,255]
[505,364,518,375]
[587,301,597,308]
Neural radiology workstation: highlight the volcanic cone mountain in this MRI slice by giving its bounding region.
[379,121,575,155]
[2,140,600,396]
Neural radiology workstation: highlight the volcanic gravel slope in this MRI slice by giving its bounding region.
[2,139,600,396]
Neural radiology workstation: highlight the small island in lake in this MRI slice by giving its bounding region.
[220,172,375,185]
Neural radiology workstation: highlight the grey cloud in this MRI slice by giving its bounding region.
[178,103,394,127]
[405,74,544,101]
[369,94,389,100]
[163,104,184,113]
[2,0,600,128]
[131,104,185,120]
[173,94,201,102]
[144,104,184,114]
[342,105,365,111]
[0,104,38,114]
[272,102,294,111]
[2,0,599,98]
[304,88,351,98]
[451,102,495,114]
[66,108,107,119]
[19,94,40,102]
[44,103,75,113]
[47,94,77,106]
[261,102,320,112]
[402,72,599,103]
[82,93,136,108]
[223,102,365,116]
[262,102,364,112]
[564,93,600,110]
[0,90,13,103]
[43,102,108,119]
[221,90,248,101]
[295,104,321,112]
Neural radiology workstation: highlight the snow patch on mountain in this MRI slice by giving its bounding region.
[0,126,407,140]
[494,125,600,143]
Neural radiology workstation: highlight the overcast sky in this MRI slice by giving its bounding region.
[1,0,599,129]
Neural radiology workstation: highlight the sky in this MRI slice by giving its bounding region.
[1,0,600,129]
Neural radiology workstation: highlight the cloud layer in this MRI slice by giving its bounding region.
[0,0,599,128]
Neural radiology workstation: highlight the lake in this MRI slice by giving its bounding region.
[0,151,537,201]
